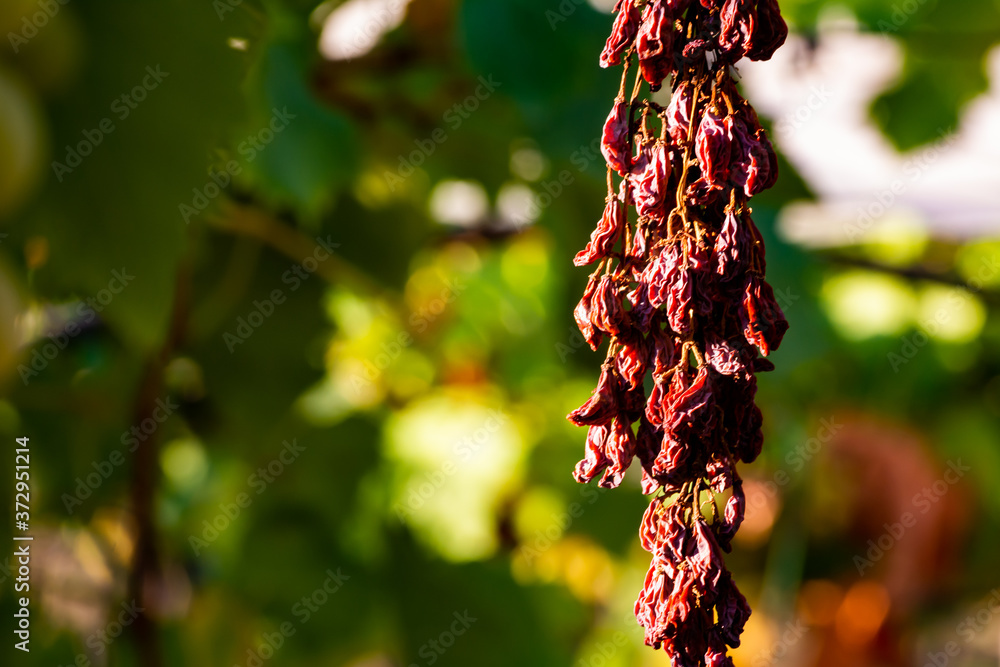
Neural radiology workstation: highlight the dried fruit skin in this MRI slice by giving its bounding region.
[695,108,733,188]
[719,0,755,59]
[636,1,676,90]
[569,0,790,662]
[601,100,632,177]
[747,0,789,61]
[601,0,642,68]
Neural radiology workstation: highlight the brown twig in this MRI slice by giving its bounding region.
[125,254,193,667]
[206,202,403,311]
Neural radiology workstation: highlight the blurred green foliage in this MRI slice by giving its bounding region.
[0,0,998,666]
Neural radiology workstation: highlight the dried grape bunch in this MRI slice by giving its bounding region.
[568,1,789,664]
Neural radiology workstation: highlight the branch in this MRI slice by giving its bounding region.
[822,253,1000,306]
[125,254,193,667]
[207,202,404,312]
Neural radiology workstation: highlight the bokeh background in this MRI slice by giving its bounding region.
[1,0,999,665]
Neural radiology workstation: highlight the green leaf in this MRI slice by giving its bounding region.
[32,0,248,350]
